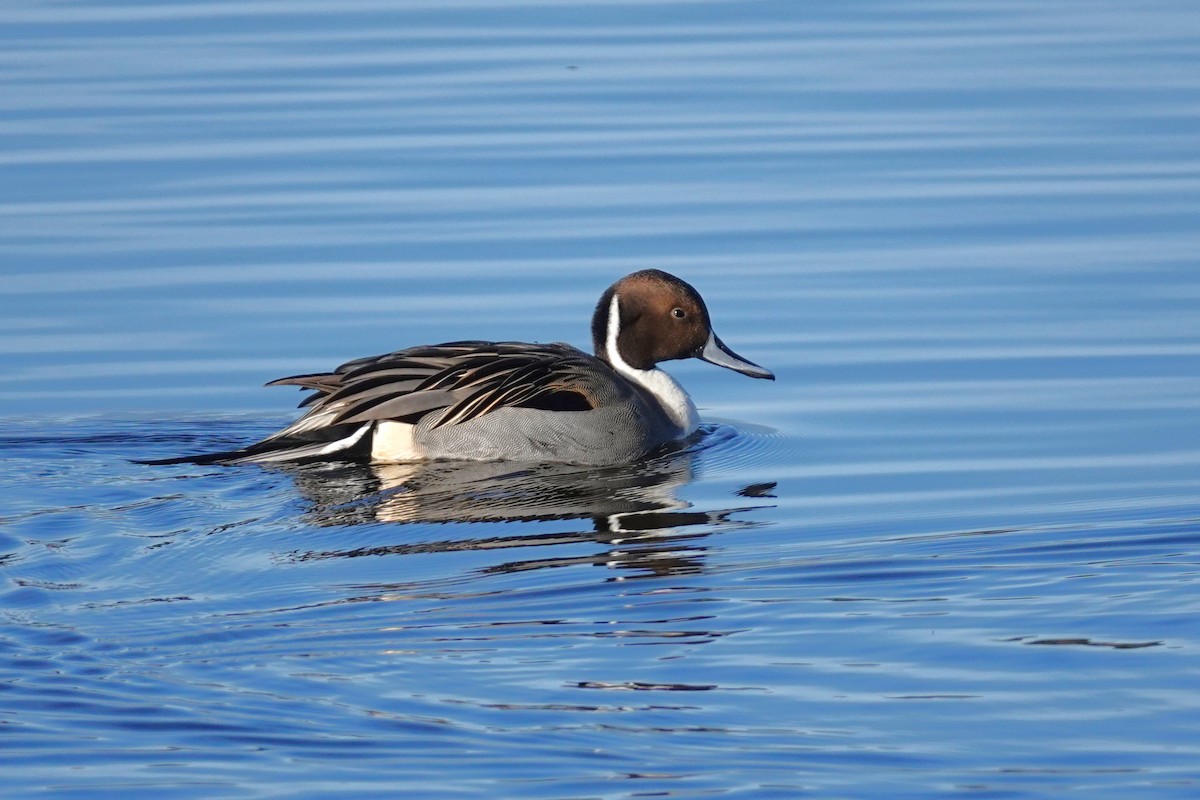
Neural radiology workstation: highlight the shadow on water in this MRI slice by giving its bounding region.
[266,425,777,580]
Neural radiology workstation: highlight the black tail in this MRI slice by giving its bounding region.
[136,422,373,466]
[134,446,270,466]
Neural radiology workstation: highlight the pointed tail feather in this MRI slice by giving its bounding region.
[137,423,372,466]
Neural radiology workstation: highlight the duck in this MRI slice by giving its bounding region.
[156,269,773,467]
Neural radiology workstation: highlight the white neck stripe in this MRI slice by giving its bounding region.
[604,293,626,373]
[605,294,699,435]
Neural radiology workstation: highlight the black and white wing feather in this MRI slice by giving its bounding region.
[144,341,614,465]
[267,340,603,431]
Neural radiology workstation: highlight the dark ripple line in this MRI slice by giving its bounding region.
[688,422,790,478]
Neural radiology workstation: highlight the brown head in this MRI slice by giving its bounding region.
[590,269,774,379]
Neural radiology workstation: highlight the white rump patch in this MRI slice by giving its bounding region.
[606,294,699,435]
[370,420,423,462]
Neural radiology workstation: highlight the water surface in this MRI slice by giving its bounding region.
[2,1,1199,797]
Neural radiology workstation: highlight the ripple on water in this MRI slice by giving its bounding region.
[1,410,1198,796]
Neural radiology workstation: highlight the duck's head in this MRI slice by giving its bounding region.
[591,269,774,380]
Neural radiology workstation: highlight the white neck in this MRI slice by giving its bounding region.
[606,294,699,435]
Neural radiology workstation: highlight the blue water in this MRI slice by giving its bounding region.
[3,1,1200,797]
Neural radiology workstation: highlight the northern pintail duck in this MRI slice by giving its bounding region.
[162,269,773,467]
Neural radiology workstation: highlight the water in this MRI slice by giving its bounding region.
[2,1,1199,797]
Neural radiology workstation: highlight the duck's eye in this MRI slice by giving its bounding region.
[671,307,686,319]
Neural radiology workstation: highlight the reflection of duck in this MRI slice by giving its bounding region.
[286,444,693,526]
[279,429,776,580]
